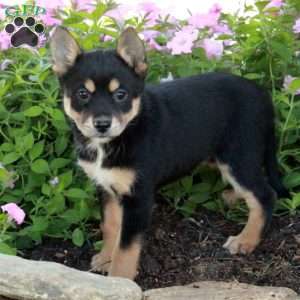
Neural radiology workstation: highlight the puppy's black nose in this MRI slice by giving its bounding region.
[93,116,112,133]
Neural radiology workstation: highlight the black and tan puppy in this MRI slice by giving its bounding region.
[50,26,288,279]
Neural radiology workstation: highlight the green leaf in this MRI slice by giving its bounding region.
[78,199,90,219]
[2,152,21,165]
[29,141,44,161]
[0,143,14,152]
[51,109,65,121]
[0,242,16,255]
[190,183,211,194]
[0,168,11,183]
[244,73,264,80]
[22,133,34,152]
[72,228,85,247]
[31,159,50,175]
[61,209,81,224]
[181,176,193,192]
[91,3,107,19]
[42,183,51,196]
[58,171,73,190]
[24,106,43,117]
[93,240,103,251]
[65,188,89,199]
[283,172,300,189]
[291,193,300,210]
[47,194,66,215]
[55,136,69,156]
[31,216,49,232]
[270,41,291,61]
[289,78,300,93]
[50,158,71,170]
[46,218,70,236]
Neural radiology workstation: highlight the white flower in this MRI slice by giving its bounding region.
[161,73,174,83]
[49,177,59,186]
[0,59,13,71]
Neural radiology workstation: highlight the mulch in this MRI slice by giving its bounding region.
[23,199,300,293]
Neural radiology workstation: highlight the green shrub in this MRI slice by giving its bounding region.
[0,0,299,253]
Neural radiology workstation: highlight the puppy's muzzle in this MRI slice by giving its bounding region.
[93,115,112,133]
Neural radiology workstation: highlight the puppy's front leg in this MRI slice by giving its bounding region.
[109,190,153,280]
[91,194,122,273]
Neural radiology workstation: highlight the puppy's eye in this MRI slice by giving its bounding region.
[76,88,91,102]
[113,89,128,103]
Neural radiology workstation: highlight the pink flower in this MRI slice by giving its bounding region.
[73,0,95,12]
[106,4,131,20]
[209,3,222,14]
[35,0,68,10]
[224,39,236,47]
[1,203,25,225]
[38,34,47,48]
[213,23,232,35]
[167,27,198,55]
[39,12,61,26]
[202,38,224,59]
[264,0,283,10]
[283,75,300,95]
[138,1,159,14]
[141,30,162,50]
[0,4,5,20]
[142,30,159,40]
[138,1,161,25]
[100,35,113,42]
[189,12,219,29]
[293,19,300,34]
[0,30,11,50]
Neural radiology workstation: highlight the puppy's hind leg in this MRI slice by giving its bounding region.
[217,161,275,255]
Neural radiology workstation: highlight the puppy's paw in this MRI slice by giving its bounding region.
[223,235,258,255]
[222,189,239,207]
[90,251,111,273]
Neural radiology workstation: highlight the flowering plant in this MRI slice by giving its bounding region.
[0,203,25,254]
[0,0,300,252]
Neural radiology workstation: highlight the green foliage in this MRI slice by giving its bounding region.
[0,50,100,251]
[0,0,300,253]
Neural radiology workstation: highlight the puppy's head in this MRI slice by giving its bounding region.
[50,27,147,143]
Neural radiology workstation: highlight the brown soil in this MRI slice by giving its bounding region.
[23,201,300,292]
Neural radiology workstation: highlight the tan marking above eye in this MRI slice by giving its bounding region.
[109,78,120,93]
[84,79,96,93]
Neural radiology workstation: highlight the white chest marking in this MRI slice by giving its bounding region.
[78,140,135,196]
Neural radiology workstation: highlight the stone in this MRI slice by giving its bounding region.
[0,254,142,300]
[144,281,300,300]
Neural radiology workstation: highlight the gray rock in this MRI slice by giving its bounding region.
[0,254,142,300]
[144,281,300,300]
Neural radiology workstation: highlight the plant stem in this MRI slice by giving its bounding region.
[279,94,295,151]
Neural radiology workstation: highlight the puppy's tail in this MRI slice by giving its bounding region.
[264,127,290,199]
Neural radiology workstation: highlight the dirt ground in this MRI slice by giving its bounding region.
[23,200,300,293]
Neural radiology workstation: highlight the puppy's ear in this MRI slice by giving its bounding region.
[50,26,81,76]
[117,27,147,77]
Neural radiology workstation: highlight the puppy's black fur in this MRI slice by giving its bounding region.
[50,27,288,279]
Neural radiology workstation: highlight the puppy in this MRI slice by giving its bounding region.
[50,26,288,280]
